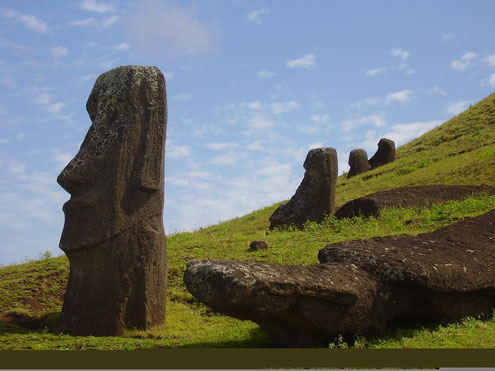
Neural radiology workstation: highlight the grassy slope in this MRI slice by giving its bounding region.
[1,93,495,349]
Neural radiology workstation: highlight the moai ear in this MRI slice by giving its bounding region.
[136,80,166,193]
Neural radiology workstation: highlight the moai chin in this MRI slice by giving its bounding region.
[57,66,167,336]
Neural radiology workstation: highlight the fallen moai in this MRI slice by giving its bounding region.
[368,138,395,169]
[335,184,495,219]
[57,65,168,336]
[347,149,370,178]
[269,148,338,229]
[184,208,495,347]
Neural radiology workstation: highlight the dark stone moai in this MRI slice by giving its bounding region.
[57,66,168,336]
[368,138,395,169]
[269,148,338,230]
[347,149,370,178]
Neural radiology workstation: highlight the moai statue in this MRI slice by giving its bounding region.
[347,149,370,178]
[57,66,167,336]
[269,148,338,229]
[368,138,395,169]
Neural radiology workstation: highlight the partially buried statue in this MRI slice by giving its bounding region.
[57,66,167,336]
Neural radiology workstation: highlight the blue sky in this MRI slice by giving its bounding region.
[0,0,494,265]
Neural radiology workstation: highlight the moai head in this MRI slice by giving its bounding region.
[57,66,167,252]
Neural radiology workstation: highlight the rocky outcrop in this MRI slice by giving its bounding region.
[269,148,338,229]
[335,184,495,219]
[57,66,168,336]
[185,209,495,347]
[368,138,395,169]
[347,149,370,178]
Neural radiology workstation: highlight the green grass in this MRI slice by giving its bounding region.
[2,93,495,349]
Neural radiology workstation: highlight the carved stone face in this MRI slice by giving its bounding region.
[57,66,166,252]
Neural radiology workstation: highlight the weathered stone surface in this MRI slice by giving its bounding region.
[335,184,495,219]
[249,241,268,251]
[347,149,370,178]
[57,65,167,336]
[184,259,381,347]
[185,209,495,346]
[269,148,338,230]
[368,138,395,169]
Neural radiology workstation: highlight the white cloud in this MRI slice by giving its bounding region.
[255,70,275,79]
[114,42,129,51]
[171,93,192,102]
[168,144,192,159]
[248,115,275,130]
[0,7,48,33]
[489,73,495,88]
[485,54,495,66]
[441,33,455,42]
[50,45,68,59]
[444,101,471,116]
[68,18,97,27]
[384,121,441,147]
[101,15,119,28]
[310,114,330,124]
[78,0,115,13]
[271,100,300,114]
[240,101,262,110]
[128,0,222,57]
[163,72,174,80]
[285,53,316,69]
[429,86,447,95]
[365,67,388,76]
[341,115,386,133]
[385,89,414,104]
[76,74,96,86]
[45,102,67,113]
[390,48,410,60]
[451,52,477,71]
[246,8,269,25]
[34,93,52,105]
[205,142,238,151]
[209,150,242,165]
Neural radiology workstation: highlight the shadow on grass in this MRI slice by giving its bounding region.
[0,311,60,335]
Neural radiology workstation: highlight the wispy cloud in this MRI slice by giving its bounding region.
[271,100,300,114]
[0,7,48,33]
[489,73,495,88]
[341,115,386,133]
[365,67,388,76]
[285,53,316,69]
[167,144,192,159]
[428,86,447,95]
[50,45,68,59]
[45,102,67,113]
[390,48,409,60]
[485,54,495,66]
[441,33,455,42]
[444,100,471,116]
[385,89,414,104]
[451,52,477,71]
[171,93,192,102]
[128,0,222,57]
[310,114,330,124]
[163,71,174,80]
[205,142,238,151]
[78,0,116,14]
[255,70,275,79]
[246,8,269,25]
[68,16,119,28]
[113,42,129,51]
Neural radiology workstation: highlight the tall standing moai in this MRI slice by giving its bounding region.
[368,138,395,169]
[57,66,168,336]
[269,148,338,229]
[347,149,370,178]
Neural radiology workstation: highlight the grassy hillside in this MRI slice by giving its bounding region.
[1,93,495,350]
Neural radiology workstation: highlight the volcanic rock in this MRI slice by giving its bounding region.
[249,241,268,251]
[269,148,338,229]
[368,138,395,169]
[185,208,495,346]
[347,149,370,178]
[57,65,168,336]
[335,184,495,219]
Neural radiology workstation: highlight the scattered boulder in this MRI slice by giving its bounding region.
[249,241,268,251]
[269,148,338,229]
[335,184,495,219]
[185,208,495,347]
[347,149,370,178]
[57,66,168,336]
[368,138,395,169]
